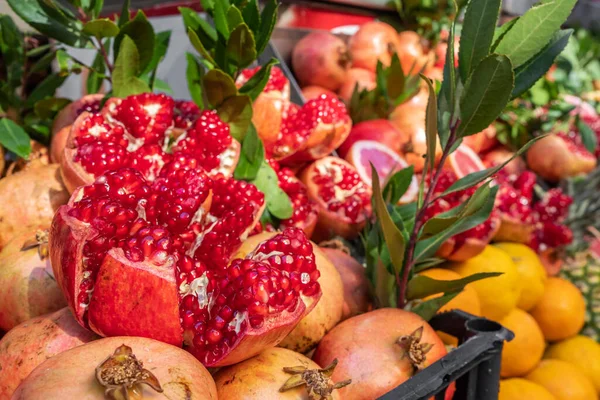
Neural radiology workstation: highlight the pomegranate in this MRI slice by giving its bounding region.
[300,157,372,241]
[0,163,69,250]
[302,85,337,101]
[483,147,526,176]
[493,170,573,262]
[446,144,486,179]
[526,133,597,182]
[234,232,343,353]
[396,30,431,75]
[50,167,322,367]
[12,336,217,399]
[292,31,350,91]
[51,94,104,163]
[434,34,460,69]
[0,229,65,331]
[4,140,51,176]
[273,94,352,163]
[423,170,500,261]
[60,92,240,193]
[320,247,373,320]
[463,125,498,154]
[215,347,350,399]
[312,308,451,400]
[338,68,376,104]
[337,119,405,158]
[236,65,291,102]
[424,65,444,82]
[349,21,402,73]
[0,308,98,398]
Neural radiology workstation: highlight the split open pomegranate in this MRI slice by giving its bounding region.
[60,93,240,193]
[50,165,322,367]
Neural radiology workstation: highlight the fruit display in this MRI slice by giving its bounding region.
[1,0,599,398]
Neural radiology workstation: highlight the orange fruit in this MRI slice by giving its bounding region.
[499,378,556,400]
[526,359,596,400]
[546,335,600,393]
[529,277,585,342]
[494,242,547,311]
[499,308,546,378]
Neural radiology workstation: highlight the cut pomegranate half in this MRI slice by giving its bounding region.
[50,167,322,367]
[345,140,418,204]
[236,66,290,101]
[447,144,486,178]
[61,93,240,193]
[300,157,372,241]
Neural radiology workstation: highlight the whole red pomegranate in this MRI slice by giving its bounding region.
[0,308,98,398]
[483,147,526,176]
[50,167,322,367]
[292,31,350,91]
[215,347,350,399]
[0,162,69,250]
[272,94,352,164]
[60,92,239,193]
[0,229,66,331]
[338,68,377,104]
[396,31,431,74]
[423,170,500,261]
[51,94,104,163]
[337,119,405,158]
[320,247,373,320]
[302,85,337,101]
[526,133,597,182]
[12,336,217,400]
[300,157,372,241]
[313,308,452,400]
[234,233,343,354]
[349,21,402,73]
[463,125,498,154]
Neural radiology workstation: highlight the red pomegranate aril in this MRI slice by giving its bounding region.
[73,114,127,147]
[113,93,174,145]
[174,100,201,129]
[239,66,288,92]
[74,141,129,176]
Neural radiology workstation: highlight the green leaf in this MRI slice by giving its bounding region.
[203,69,238,108]
[83,18,119,38]
[386,54,405,100]
[118,0,130,27]
[242,1,260,34]
[458,54,514,137]
[87,39,107,94]
[114,10,155,73]
[253,161,293,219]
[577,117,598,154]
[25,43,51,57]
[25,74,67,107]
[421,74,438,170]
[90,0,104,19]
[238,58,279,101]
[383,166,415,204]
[226,24,256,69]
[141,31,171,78]
[186,53,204,109]
[411,292,461,321]
[34,97,71,119]
[227,5,244,29]
[439,3,457,120]
[511,29,572,99]
[491,17,518,51]
[414,185,498,261]
[255,0,278,56]
[213,0,230,40]
[0,118,31,158]
[151,78,173,94]
[187,28,216,67]
[458,0,502,81]
[407,272,502,300]
[494,0,577,68]
[234,124,265,180]
[112,35,151,98]
[372,165,406,276]
[414,257,446,273]
[216,95,253,141]
[7,0,90,47]
[200,0,215,13]
[442,134,548,196]
[179,7,217,49]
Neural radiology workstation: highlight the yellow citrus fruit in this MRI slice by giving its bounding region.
[546,335,600,393]
[499,308,546,378]
[494,242,547,311]
[419,268,482,346]
[499,378,556,400]
[526,359,596,400]
[447,246,521,321]
[529,277,586,342]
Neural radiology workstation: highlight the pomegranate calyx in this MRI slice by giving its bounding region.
[20,229,50,259]
[95,344,163,400]
[280,358,352,400]
[396,326,434,370]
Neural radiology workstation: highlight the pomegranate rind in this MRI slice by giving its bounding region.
[493,216,535,244]
[337,119,404,158]
[349,21,403,72]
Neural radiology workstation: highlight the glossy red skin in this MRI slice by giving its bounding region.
[463,125,498,154]
[349,22,402,72]
[338,68,376,104]
[0,308,97,398]
[337,119,404,158]
[482,148,526,176]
